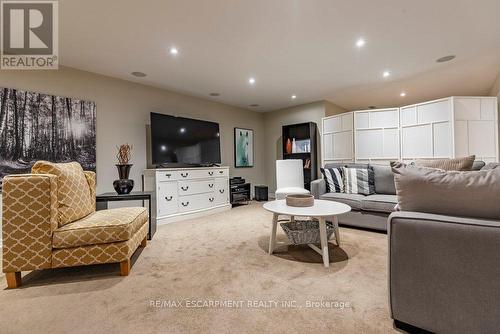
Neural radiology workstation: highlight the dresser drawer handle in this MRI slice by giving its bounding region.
[181,202,189,207]
[181,172,189,178]
[219,189,225,194]
[181,186,189,191]
[209,198,214,202]
[219,170,224,174]
[208,171,214,176]
[209,184,214,188]
[165,173,172,178]
[165,196,173,201]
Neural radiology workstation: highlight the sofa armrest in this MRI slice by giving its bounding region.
[310,178,326,199]
[2,174,58,273]
[84,171,96,209]
[388,211,500,333]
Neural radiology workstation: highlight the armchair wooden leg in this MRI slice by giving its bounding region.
[141,236,147,247]
[120,259,130,276]
[6,272,22,289]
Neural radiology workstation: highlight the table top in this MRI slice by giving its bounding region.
[96,191,153,200]
[263,199,351,217]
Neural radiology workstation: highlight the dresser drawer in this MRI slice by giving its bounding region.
[178,193,213,212]
[157,181,178,216]
[178,179,215,196]
[214,178,229,205]
[156,171,178,182]
[214,169,228,178]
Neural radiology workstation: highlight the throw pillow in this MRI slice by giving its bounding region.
[391,163,500,219]
[32,161,94,227]
[414,155,475,171]
[343,166,375,195]
[320,167,344,193]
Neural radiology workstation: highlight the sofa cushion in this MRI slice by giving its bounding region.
[32,161,94,227]
[343,166,375,195]
[414,155,475,171]
[371,164,396,195]
[52,207,148,249]
[392,164,500,219]
[482,162,500,170]
[320,167,344,193]
[472,160,486,171]
[361,194,398,213]
[319,192,364,210]
[324,163,369,169]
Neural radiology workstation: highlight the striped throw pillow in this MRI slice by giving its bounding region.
[343,167,375,195]
[320,167,344,193]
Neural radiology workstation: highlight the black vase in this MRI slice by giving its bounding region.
[114,164,134,194]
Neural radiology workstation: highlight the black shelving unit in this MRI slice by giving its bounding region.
[282,122,318,191]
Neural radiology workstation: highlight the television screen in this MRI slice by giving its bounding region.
[150,113,221,166]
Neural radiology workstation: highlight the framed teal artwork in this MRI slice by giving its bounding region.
[234,127,254,168]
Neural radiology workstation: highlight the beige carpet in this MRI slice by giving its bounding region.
[0,202,398,334]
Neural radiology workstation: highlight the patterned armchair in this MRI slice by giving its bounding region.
[2,161,148,288]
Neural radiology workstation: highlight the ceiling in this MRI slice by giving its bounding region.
[60,0,500,112]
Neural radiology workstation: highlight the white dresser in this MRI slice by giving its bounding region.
[144,166,230,224]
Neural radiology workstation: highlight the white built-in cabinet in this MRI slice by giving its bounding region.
[354,108,400,164]
[321,96,499,165]
[322,112,354,165]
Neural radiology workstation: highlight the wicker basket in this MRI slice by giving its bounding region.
[280,220,335,245]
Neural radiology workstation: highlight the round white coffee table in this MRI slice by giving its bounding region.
[263,200,351,268]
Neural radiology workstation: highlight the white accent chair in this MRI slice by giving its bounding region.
[275,159,310,200]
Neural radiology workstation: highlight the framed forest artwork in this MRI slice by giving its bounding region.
[0,87,96,187]
[234,127,254,168]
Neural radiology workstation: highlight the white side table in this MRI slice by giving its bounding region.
[263,200,351,268]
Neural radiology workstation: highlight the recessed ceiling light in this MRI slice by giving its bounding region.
[249,104,259,107]
[436,55,456,63]
[169,47,179,55]
[356,38,366,48]
[291,95,297,99]
[131,71,146,77]
[248,77,256,85]
[383,71,391,78]
[400,92,407,97]
[209,93,220,97]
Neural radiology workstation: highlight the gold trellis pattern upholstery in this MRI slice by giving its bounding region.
[2,174,58,273]
[52,222,148,268]
[2,163,148,288]
[53,207,148,249]
[32,161,95,227]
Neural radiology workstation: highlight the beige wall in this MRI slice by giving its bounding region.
[325,100,347,117]
[0,66,266,196]
[263,101,329,193]
[490,70,500,159]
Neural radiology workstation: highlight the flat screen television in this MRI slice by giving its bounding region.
[150,112,221,167]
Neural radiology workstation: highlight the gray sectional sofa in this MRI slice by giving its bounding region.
[311,161,486,231]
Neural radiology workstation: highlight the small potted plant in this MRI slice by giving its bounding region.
[113,144,134,194]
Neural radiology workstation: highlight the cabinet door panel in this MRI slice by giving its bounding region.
[355,112,370,129]
[401,107,417,126]
[382,128,400,158]
[433,122,452,157]
[333,132,352,159]
[468,121,496,157]
[158,182,178,216]
[214,178,229,205]
[323,133,334,160]
[480,99,496,120]
[341,113,353,131]
[402,125,432,158]
[356,130,383,158]
[454,98,480,121]
[323,117,341,133]
[454,121,468,157]
[370,110,398,128]
[418,100,450,123]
